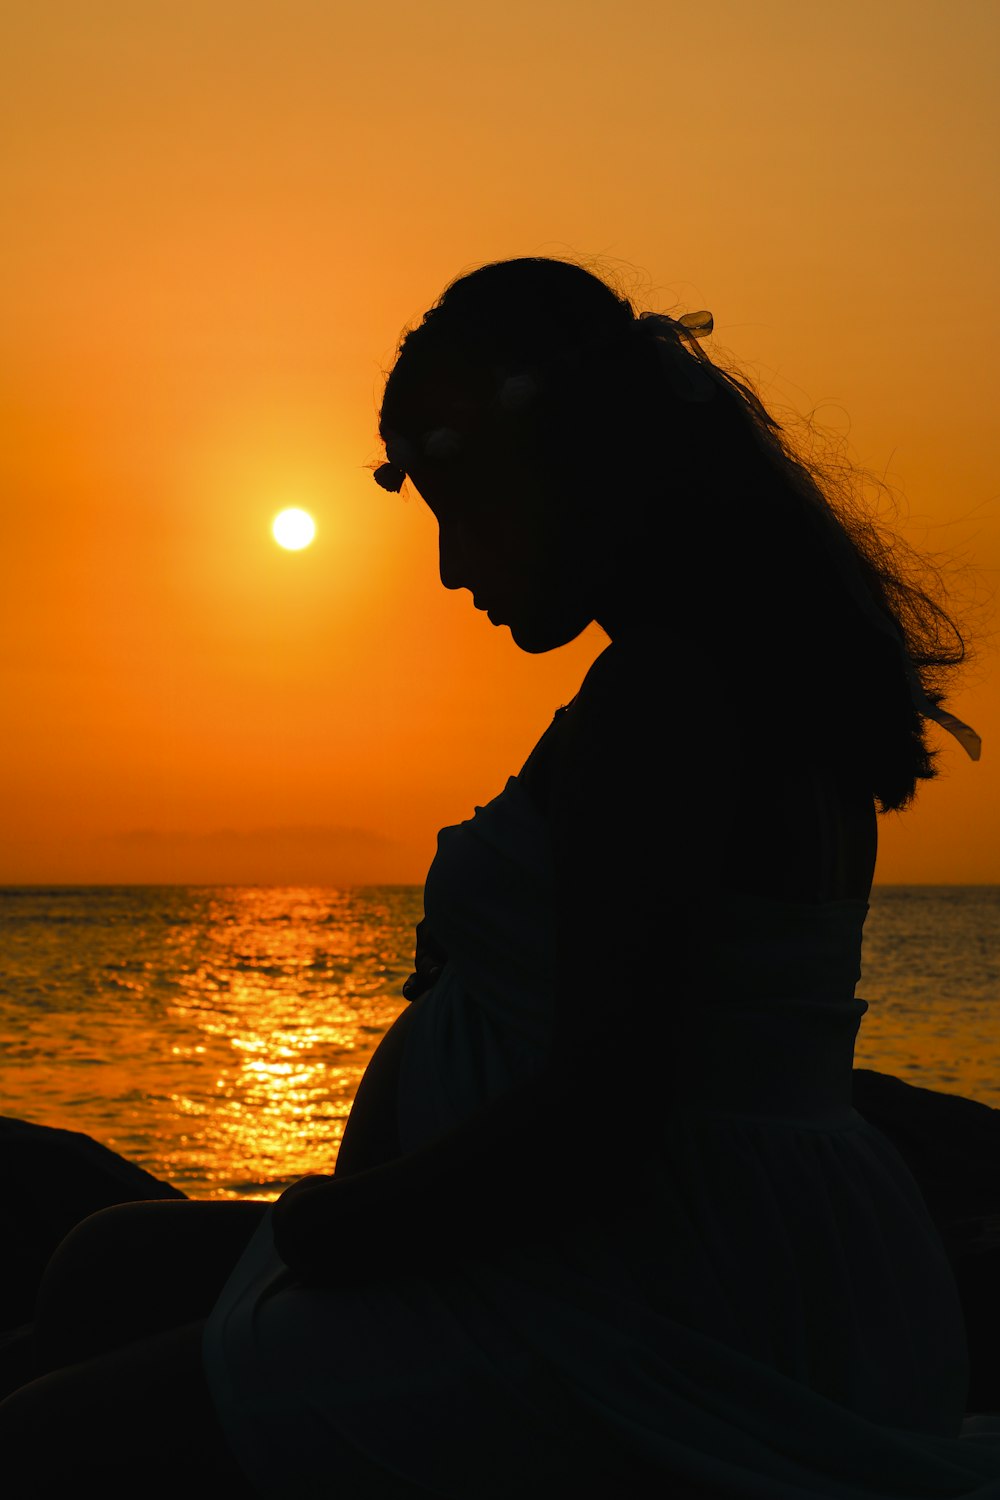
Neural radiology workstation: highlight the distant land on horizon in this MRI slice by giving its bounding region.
[2,881,999,892]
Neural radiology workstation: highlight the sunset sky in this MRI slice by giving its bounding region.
[2,0,997,887]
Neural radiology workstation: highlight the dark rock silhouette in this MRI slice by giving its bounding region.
[3,1071,999,1408]
[851,1070,1000,1411]
[0,1115,186,1328]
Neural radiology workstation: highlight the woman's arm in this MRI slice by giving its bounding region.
[271,1058,588,1281]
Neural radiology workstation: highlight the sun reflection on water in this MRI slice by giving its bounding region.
[149,887,422,1198]
[0,885,423,1201]
[4,885,1000,1200]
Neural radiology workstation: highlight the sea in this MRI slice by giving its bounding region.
[1,884,999,1201]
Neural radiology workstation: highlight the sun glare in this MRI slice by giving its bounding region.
[272,508,316,551]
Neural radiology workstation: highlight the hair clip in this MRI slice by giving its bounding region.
[825,521,983,761]
[676,310,714,338]
[373,431,421,491]
[373,461,407,492]
[901,661,982,761]
[636,309,716,402]
[639,309,714,338]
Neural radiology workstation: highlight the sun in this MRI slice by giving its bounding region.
[272,508,316,551]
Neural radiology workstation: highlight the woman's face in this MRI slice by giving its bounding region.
[409,455,598,654]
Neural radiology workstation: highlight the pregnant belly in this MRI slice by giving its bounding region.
[335,1003,418,1176]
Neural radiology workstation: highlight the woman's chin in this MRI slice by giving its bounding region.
[506,613,594,655]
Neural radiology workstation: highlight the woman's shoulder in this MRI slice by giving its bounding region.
[572,628,737,744]
[547,627,741,838]
[584,625,730,682]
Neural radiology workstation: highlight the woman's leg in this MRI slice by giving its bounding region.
[0,1318,257,1497]
[30,1197,267,1375]
[2,1315,448,1498]
[4,1199,441,1497]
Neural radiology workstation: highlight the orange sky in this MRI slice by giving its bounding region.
[2,0,998,886]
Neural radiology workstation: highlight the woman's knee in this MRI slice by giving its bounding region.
[32,1199,266,1373]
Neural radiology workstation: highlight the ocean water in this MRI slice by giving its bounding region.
[1,884,998,1200]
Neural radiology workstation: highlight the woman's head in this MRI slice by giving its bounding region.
[376,256,722,497]
[375,255,979,808]
[377,257,723,650]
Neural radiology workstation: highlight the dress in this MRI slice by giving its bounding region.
[202,770,1000,1498]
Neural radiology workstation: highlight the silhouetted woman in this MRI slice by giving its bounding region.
[2,256,997,1498]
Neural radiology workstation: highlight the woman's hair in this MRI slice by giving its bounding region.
[377,256,981,813]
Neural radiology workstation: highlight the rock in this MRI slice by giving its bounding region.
[0,1115,186,1328]
[3,1072,1000,1409]
[852,1069,1000,1412]
[853,1069,1000,1225]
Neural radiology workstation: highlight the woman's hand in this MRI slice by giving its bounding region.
[274,1173,334,1208]
[271,1174,344,1280]
[271,1161,431,1283]
[401,918,448,1001]
[268,1061,615,1286]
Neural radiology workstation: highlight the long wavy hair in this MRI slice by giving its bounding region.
[377,256,981,813]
